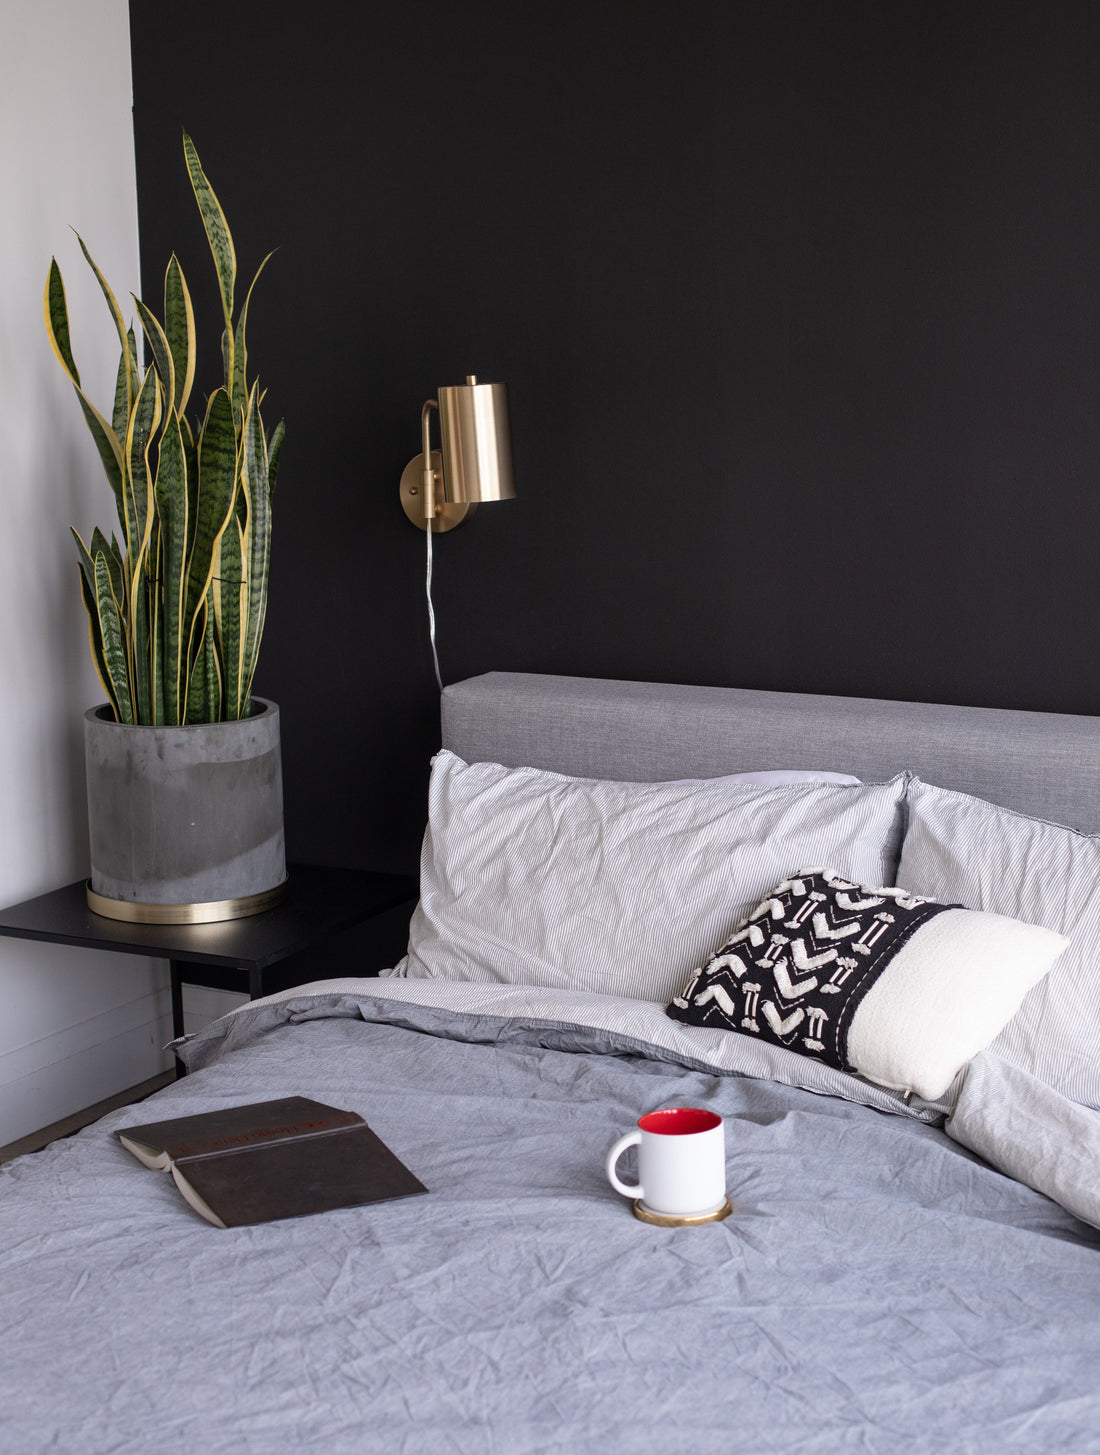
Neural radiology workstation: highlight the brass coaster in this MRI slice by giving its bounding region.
[632,1197,732,1228]
[86,878,289,925]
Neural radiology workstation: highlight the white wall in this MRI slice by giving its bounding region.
[0,0,175,1144]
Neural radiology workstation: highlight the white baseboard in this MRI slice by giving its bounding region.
[0,990,174,1146]
[0,975,249,1147]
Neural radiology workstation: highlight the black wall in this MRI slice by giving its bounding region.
[128,2,1100,876]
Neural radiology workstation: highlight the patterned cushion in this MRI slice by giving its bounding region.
[666,869,1070,1101]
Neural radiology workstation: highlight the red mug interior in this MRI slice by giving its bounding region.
[638,1107,721,1136]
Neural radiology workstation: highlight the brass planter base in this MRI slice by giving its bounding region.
[632,1197,733,1228]
[86,878,288,926]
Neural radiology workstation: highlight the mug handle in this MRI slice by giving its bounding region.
[606,1130,643,1198]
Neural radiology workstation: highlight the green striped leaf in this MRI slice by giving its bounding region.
[201,589,221,721]
[77,562,117,718]
[154,412,189,723]
[239,384,271,706]
[45,263,126,525]
[186,594,222,724]
[89,527,125,604]
[43,260,80,386]
[149,521,164,724]
[130,553,154,724]
[221,325,234,399]
[110,533,128,600]
[213,516,246,720]
[124,368,161,719]
[231,318,245,413]
[123,366,160,571]
[76,234,139,407]
[185,602,207,724]
[72,527,95,591]
[183,388,238,679]
[163,255,196,416]
[76,526,130,713]
[132,296,176,418]
[267,418,285,495]
[180,415,200,563]
[112,331,136,439]
[231,251,274,411]
[182,132,235,330]
[93,552,133,724]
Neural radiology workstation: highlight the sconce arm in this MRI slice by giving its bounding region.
[421,399,439,519]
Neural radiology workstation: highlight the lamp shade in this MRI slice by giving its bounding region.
[437,380,515,506]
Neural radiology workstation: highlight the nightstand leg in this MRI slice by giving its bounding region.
[170,961,186,1038]
[170,961,186,1079]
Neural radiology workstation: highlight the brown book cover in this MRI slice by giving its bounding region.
[117,1096,428,1227]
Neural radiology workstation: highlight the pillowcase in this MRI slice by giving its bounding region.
[946,1051,1100,1232]
[665,868,1068,1101]
[388,752,907,1003]
[671,770,861,787]
[899,777,1100,1110]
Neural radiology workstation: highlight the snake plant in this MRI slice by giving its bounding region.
[44,132,284,725]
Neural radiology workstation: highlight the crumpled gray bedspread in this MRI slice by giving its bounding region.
[3,988,1100,1455]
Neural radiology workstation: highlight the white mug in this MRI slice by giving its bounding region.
[606,1107,727,1219]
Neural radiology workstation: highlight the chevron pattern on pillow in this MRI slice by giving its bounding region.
[667,867,1070,1101]
[667,869,952,1072]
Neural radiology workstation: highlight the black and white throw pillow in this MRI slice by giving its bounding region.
[666,868,1070,1101]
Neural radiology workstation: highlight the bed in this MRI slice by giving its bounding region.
[4,670,1100,1454]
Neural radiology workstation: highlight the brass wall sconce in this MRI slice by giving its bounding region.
[399,375,515,532]
[399,375,516,689]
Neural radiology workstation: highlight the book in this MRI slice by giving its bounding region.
[117,1096,428,1228]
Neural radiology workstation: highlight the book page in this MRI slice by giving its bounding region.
[117,1135,172,1171]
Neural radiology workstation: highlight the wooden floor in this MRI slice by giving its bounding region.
[0,1070,175,1164]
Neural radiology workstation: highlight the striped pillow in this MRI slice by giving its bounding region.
[391,752,908,1004]
[899,778,1100,1111]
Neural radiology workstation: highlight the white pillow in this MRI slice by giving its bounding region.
[389,752,907,1003]
[898,778,1100,1110]
[666,868,1067,1102]
[673,770,861,787]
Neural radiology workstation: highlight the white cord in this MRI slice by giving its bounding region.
[425,520,443,692]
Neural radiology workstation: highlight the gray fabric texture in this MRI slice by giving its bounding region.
[442,671,1100,833]
[395,751,907,1004]
[4,986,1100,1455]
[947,1051,1100,1231]
[187,976,951,1119]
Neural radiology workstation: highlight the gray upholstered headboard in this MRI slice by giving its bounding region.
[440,671,1100,834]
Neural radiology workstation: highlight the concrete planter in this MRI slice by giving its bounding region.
[83,698,287,923]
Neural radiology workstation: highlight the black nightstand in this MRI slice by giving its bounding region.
[0,864,418,1069]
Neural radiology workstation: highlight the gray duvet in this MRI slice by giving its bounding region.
[3,985,1100,1454]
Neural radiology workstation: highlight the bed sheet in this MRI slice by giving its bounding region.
[3,982,1100,1455]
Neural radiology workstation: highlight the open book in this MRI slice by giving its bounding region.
[117,1096,428,1227]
